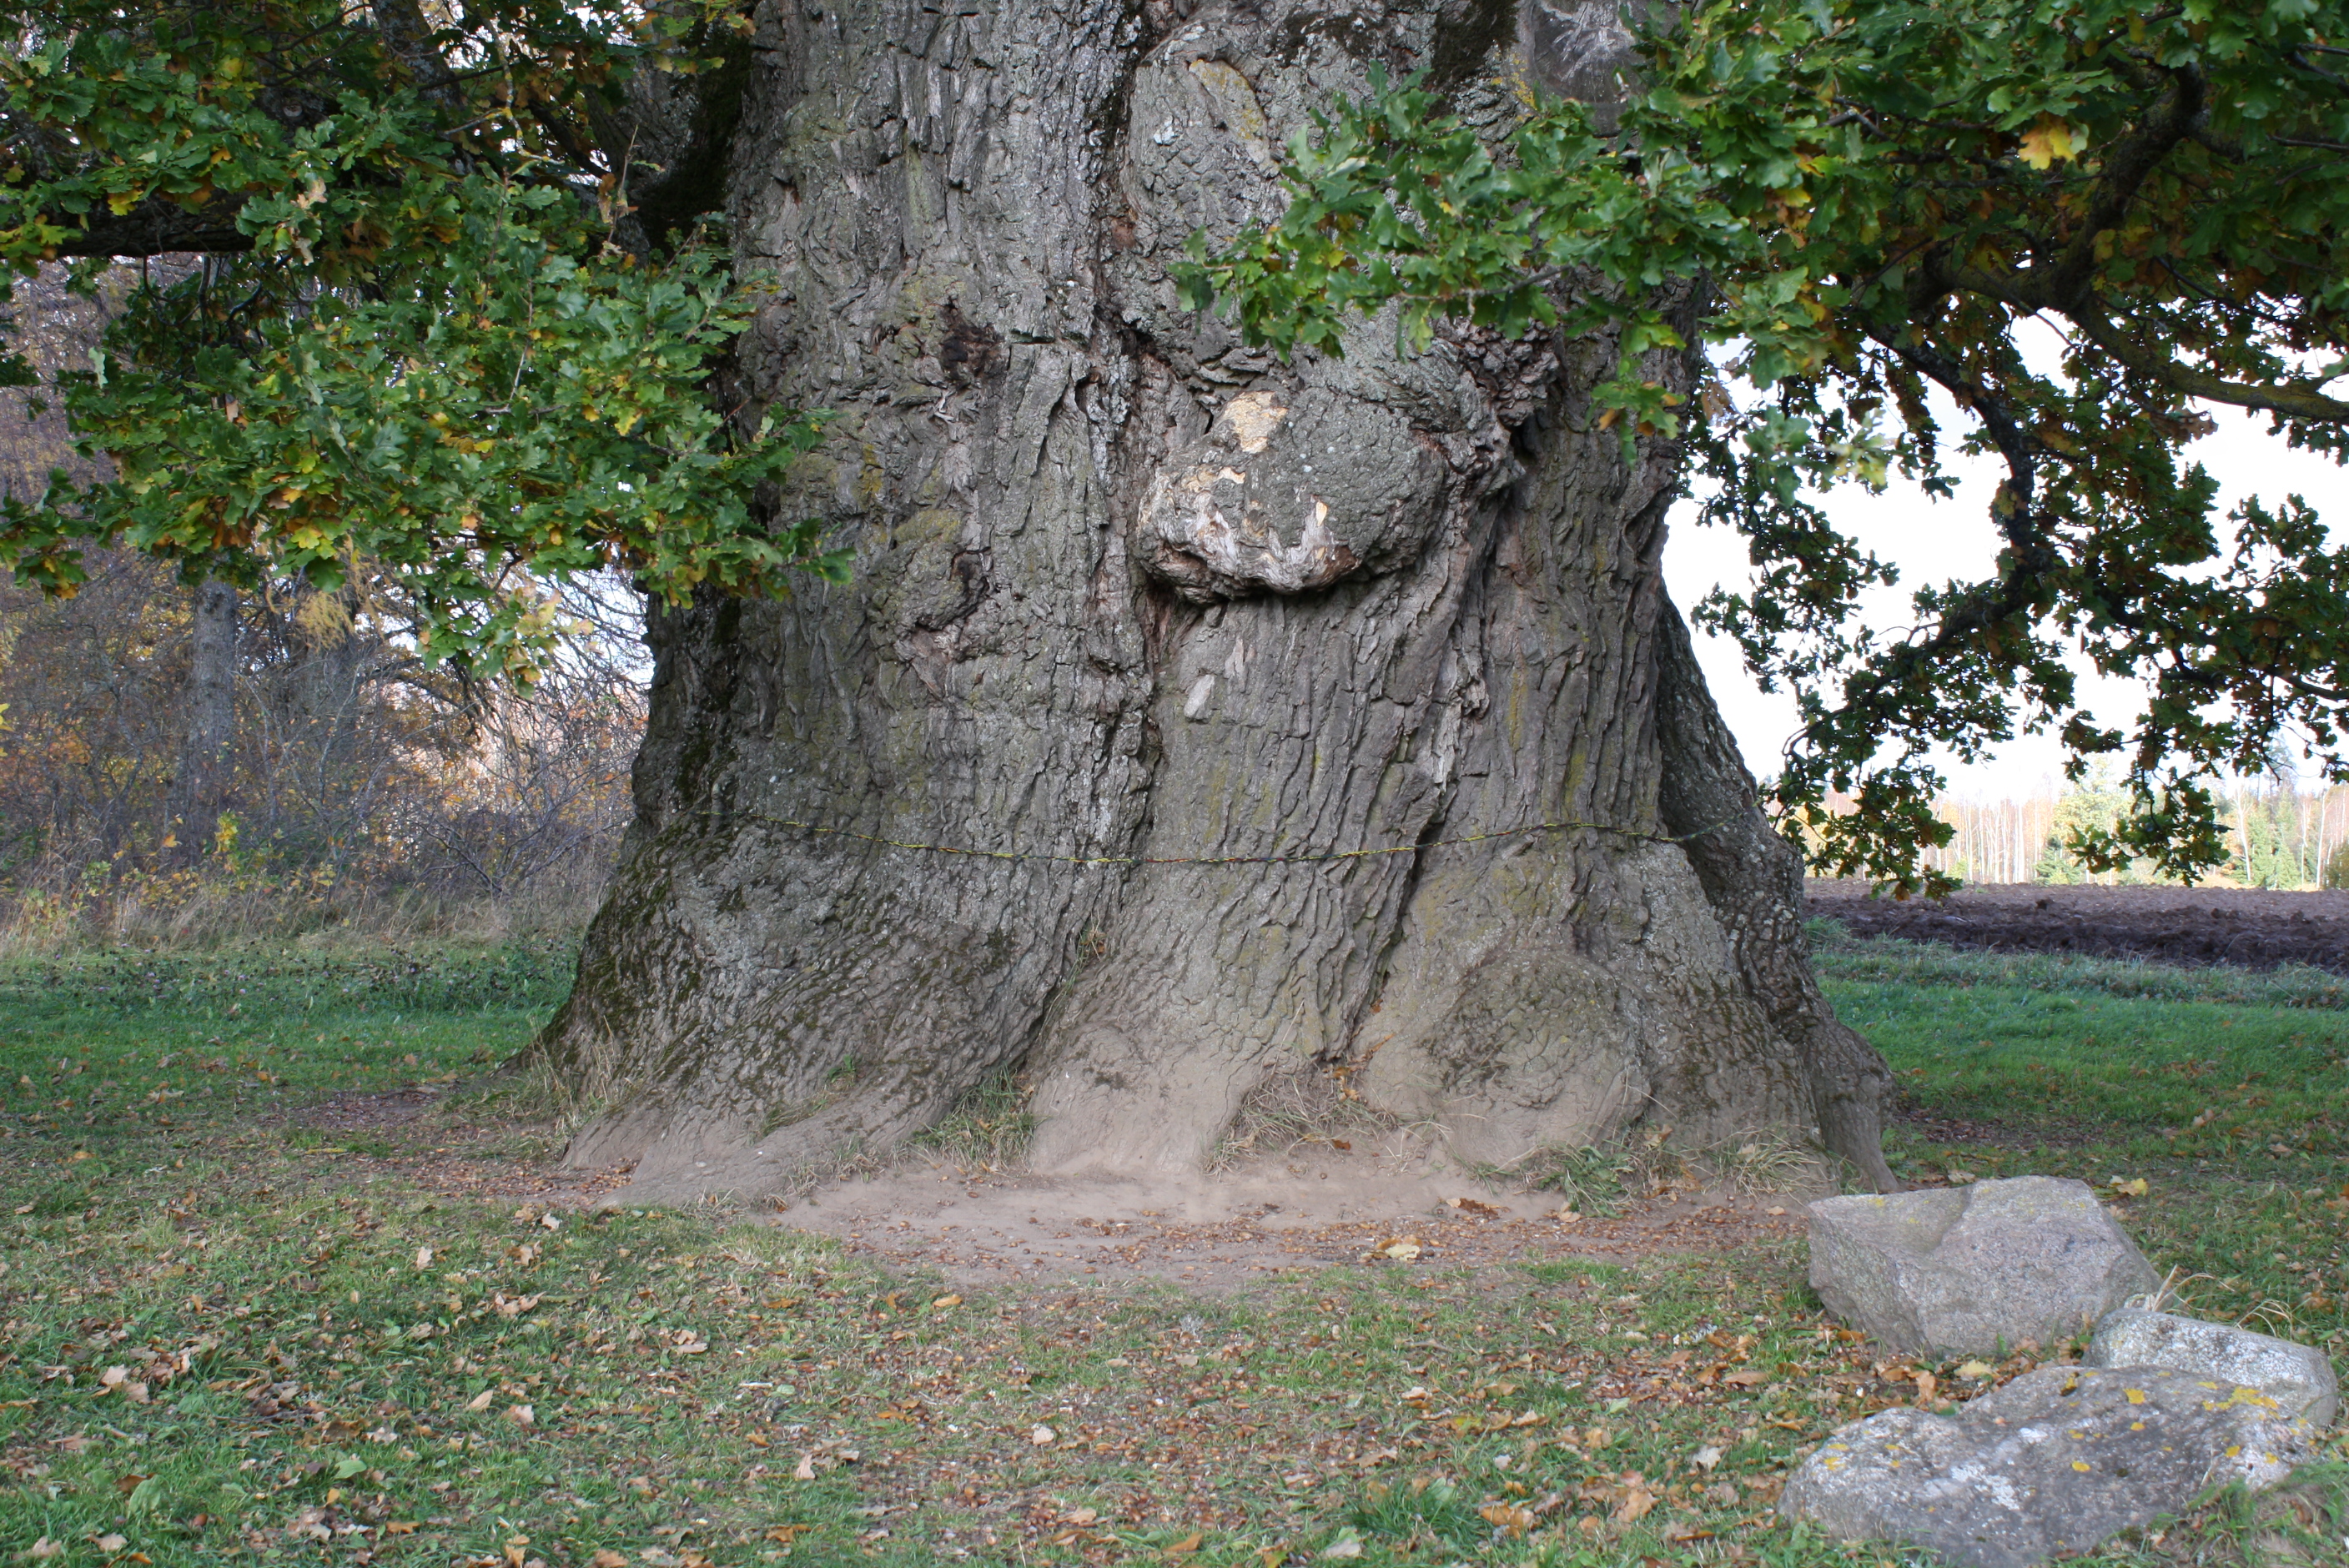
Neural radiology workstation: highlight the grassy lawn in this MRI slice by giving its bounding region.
[1,934,2344,1567]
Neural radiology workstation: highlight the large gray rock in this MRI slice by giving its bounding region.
[1783,1364,2323,1567]
[2087,1309,2338,1425]
[1808,1177,2159,1355]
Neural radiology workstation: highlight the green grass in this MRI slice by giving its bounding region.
[0,932,2343,1567]
[1815,925,2349,1165]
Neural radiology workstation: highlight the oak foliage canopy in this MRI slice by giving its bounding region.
[1180,0,2349,890]
[0,0,837,679]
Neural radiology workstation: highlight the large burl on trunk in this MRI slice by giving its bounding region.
[536,0,1901,1201]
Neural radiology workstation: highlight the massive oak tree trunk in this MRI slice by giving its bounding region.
[538,0,1900,1202]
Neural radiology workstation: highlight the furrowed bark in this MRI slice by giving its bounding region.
[1654,601,1903,1193]
[165,580,238,867]
[535,0,1895,1203]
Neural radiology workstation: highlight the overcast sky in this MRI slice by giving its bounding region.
[1662,397,2346,800]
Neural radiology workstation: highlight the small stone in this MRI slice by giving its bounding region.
[1783,1364,2321,1567]
[2087,1309,2337,1425]
[1808,1176,2158,1355]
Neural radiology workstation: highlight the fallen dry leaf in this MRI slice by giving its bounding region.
[1690,1445,1723,1471]
[506,1404,535,1428]
[1165,1533,1204,1555]
[931,1294,962,1309]
[1374,1238,1422,1262]
[1477,1503,1537,1535]
[465,1390,495,1412]
[1064,1508,1099,1526]
[590,1553,627,1568]
[1029,1424,1057,1445]
[95,1537,127,1553]
[1613,1488,1656,1525]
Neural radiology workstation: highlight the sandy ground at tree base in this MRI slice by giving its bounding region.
[281,1089,1812,1290]
[765,1148,1810,1292]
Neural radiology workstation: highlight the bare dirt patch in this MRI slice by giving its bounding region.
[273,1086,1810,1286]
[1808,879,2349,972]
[296,1086,445,1131]
[772,1148,1807,1291]
[1890,1106,2109,1150]
[272,1083,636,1205]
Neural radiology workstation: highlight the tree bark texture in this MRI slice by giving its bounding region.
[164,579,238,865]
[539,0,1900,1201]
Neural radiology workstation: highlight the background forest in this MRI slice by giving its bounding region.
[0,266,644,949]
[1921,768,2349,891]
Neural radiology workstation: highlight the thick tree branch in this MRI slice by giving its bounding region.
[2065,307,2349,422]
[1931,251,2349,424]
[2043,64,2206,306]
[43,209,257,259]
[1867,329,2057,573]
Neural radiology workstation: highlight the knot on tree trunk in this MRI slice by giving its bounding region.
[1137,386,1454,601]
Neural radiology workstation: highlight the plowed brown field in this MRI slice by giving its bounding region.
[1807,878,2349,973]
